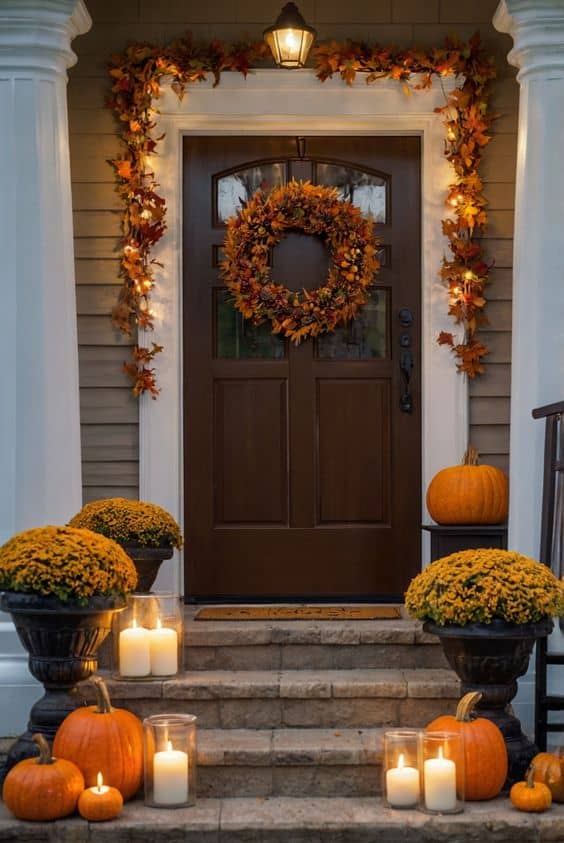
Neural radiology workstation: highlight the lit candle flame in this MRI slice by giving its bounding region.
[132,619,137,629]
[156,617,162,630]
[398,753,405,770]
[167,740,173,752]
[438,746,444,761]
[97,771,103,793]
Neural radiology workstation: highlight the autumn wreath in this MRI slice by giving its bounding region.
[220,180,380,343]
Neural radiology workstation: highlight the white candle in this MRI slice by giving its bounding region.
[386,753,420,807]
[119,620,151,677]
[92,771,109,796]
[153,740,189,805]
[149,618,178,676]
[424,746,457,812]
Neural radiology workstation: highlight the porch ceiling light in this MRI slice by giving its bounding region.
[263,3,316,69]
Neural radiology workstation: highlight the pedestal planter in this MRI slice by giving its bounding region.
[424,618,553,785]
[0,592,125,780]
[124,546,173,593]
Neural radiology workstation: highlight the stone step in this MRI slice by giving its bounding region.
[102,668,460,729]
[183,614,448,671]
[2,797,564,841]
[197,728,382,798]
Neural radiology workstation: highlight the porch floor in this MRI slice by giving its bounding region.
[1,796,563,841]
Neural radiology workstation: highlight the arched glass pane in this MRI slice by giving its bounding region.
[316,163,387,223]
[216,163,286,224]
[316,289,388,360]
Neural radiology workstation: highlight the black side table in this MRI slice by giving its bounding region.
[422,524,508,562]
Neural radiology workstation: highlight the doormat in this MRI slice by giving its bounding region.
[194,606,402,621]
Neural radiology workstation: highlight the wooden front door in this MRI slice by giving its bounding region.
[183,136,421,602]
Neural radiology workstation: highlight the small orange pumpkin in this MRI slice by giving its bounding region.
[78,772,123,822]
[426,691,508,800]
[2,733,84,821]
[530,752,564,802]
[53,676,143,801]
[510,765,552,812]
[426,447,509,525]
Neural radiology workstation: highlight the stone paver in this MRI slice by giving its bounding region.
[4,797,564,842]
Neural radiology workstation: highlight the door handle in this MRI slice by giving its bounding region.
[399,349,413,414]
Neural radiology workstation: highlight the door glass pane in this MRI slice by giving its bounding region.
[316,289,388,360]
[316,163,387,223]
[215,163,286,224]
[215,289,285,360]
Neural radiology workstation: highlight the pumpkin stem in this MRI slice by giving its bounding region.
[463,447,480,466]
[93,676,113,714]
[526,765,536,788]
[455,691,483,722]
[32,733,53,765]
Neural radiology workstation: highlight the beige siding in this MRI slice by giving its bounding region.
[69,0,517,502]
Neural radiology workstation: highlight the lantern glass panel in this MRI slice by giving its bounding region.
[420,731,465,813]
[144,714,197,808]
[383,729,421,809]
[113,592,183,679]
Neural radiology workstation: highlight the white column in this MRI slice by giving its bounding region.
[494,0,564,736]
[494,0,564,558]
[0,0,91,543]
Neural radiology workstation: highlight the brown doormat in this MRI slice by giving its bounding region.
[194,606,401,621]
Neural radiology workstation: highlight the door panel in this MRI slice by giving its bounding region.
[317,379,390,524]
[214,379,288,525]
[183,135,421,601]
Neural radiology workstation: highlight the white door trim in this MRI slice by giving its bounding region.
[140,70,468,595]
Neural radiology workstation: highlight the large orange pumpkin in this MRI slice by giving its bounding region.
[426,691,508,800]
[53,676,143,801]
[2,733,84,821]
[426,447,509,525]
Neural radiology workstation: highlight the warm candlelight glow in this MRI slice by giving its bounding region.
[89,770,109,796]
[424,744,457,812]
[386,750,419,808]
[153,738,189,805]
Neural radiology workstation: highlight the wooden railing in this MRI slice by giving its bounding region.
[534,400,564,750]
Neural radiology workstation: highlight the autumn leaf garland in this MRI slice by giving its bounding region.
[107,33,496,397]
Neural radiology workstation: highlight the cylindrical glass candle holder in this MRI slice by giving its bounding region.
[420,731,464,814]
[383,730,421,809]
[113,592,183,679]
[143,714,197,808]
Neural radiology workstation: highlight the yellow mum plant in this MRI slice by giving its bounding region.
[405,549,564,627]
[69,497,183,550]
[0,526,138,603]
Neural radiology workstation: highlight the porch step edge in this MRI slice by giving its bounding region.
[2,797,563,841]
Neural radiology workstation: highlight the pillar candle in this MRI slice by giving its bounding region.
[423,747,457,812]
[386,753,420,807]
[149,618,178,676]
[153,740,189,805]
[119,620,151,677]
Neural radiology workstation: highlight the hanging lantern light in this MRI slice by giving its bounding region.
[263,3,316,69]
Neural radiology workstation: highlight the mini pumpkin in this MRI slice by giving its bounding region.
[53,676,143,801]
[2,733,84,821]
[510,765,552,812]
[426,447,509,525]
[426,691,508,800]
[78,772,123,822]
[530,751,564,802]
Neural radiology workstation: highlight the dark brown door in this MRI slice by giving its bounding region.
[183,136,421,601]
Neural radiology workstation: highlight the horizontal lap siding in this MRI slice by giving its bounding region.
[69,0,516,502]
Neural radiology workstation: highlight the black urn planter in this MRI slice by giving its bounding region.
[0,591,125,780]
[424,618,553,785]
[123,545,174,593]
